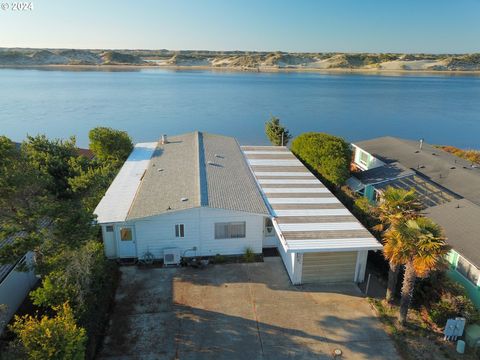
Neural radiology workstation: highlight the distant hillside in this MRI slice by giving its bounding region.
[0,48,479,71]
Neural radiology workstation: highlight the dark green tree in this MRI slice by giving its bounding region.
[88,127,133,163]
[0,136,51,266]
[265,116,292,146]
[22,135,81,199]
[290,132,351,186]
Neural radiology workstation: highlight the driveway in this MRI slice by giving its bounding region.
[99,257,399,360]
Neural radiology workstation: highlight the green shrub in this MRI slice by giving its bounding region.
[415,271,480,326]
[11,302,86,360]
[290,132,351,186]
[429,294,480,327]
[213,254,226,264]
[243,247,256,263]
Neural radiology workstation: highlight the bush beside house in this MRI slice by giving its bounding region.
[290,132,351,186]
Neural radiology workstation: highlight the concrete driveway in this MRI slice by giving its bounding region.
[99,257,399,360]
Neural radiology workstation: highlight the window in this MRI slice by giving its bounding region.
[106,225,114,232]
[457,255,480,285]
[264,218,274,236]
[215,222,246,239]
[120,227,133,241]
[359,151,369,166]
[175,224,185,238]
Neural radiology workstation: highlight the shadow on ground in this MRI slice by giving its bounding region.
[98,258,399,360]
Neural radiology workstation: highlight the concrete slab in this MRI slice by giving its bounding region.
[99,257,399,360]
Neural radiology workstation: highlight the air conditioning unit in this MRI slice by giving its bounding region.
[163,248,181,266]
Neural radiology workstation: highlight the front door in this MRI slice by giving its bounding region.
[118,226,136,258]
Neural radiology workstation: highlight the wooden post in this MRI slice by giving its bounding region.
[365,273,372,296]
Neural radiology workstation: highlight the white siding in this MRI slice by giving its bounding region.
[355,250,369,282]
[352,145,385,170]
[133,208,201,259]
[0,253,37,334]
[263,234,278,248]
[130,207,264,259]
[277,240,302,285]
[199,208,264,256]
[101,225,117,258]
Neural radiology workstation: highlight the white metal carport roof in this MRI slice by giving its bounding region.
[94,142,157,223]
[242,146,383,254]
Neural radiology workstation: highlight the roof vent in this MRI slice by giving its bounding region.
[215,154,224,159]
[450,166,456,170]
[161,134,168,145]
[207,160,215,165]
[181,197,188,202]
[158,168,164,172]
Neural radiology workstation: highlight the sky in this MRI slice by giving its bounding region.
[0,0,479,53]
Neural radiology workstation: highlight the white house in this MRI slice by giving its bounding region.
[94,132,273,261]
[95,131,382,284]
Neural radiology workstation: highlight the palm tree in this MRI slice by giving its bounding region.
[384,217,449,324]
[375,187,423,303]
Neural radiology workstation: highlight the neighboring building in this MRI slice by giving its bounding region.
[348,136,480,306]
[95,131,382,285]
[0,250,37,334]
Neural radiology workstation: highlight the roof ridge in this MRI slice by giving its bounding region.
[196,131,209,206]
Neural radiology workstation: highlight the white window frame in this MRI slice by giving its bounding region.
[119,227,133,241]
[359,151,369,166]
[456,255,480,286]
[215,222,246,239]
[175,224,185,238]
[264,218,275,237]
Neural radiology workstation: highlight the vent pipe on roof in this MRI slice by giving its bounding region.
[161,134,168,145]
[419,138,424,151]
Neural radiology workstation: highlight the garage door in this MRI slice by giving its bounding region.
[302,251,357,283]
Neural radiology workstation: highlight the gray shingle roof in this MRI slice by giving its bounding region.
[425,199,480,268]
[202,133,270,215]
[126,132,269,220]
[353,161,414,185]
[354,136,480,206]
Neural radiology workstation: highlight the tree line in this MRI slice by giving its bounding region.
[0,127,133,359]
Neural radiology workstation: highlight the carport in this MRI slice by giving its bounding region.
[242,146,383,285]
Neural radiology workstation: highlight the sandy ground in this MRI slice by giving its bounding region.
[2,64,480,75]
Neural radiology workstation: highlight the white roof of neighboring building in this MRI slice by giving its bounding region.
[94,142,157,223]
[242,146,383,254]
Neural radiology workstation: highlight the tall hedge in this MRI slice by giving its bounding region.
[290,132,351,186]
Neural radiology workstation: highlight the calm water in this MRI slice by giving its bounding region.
[1,68,479,148]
